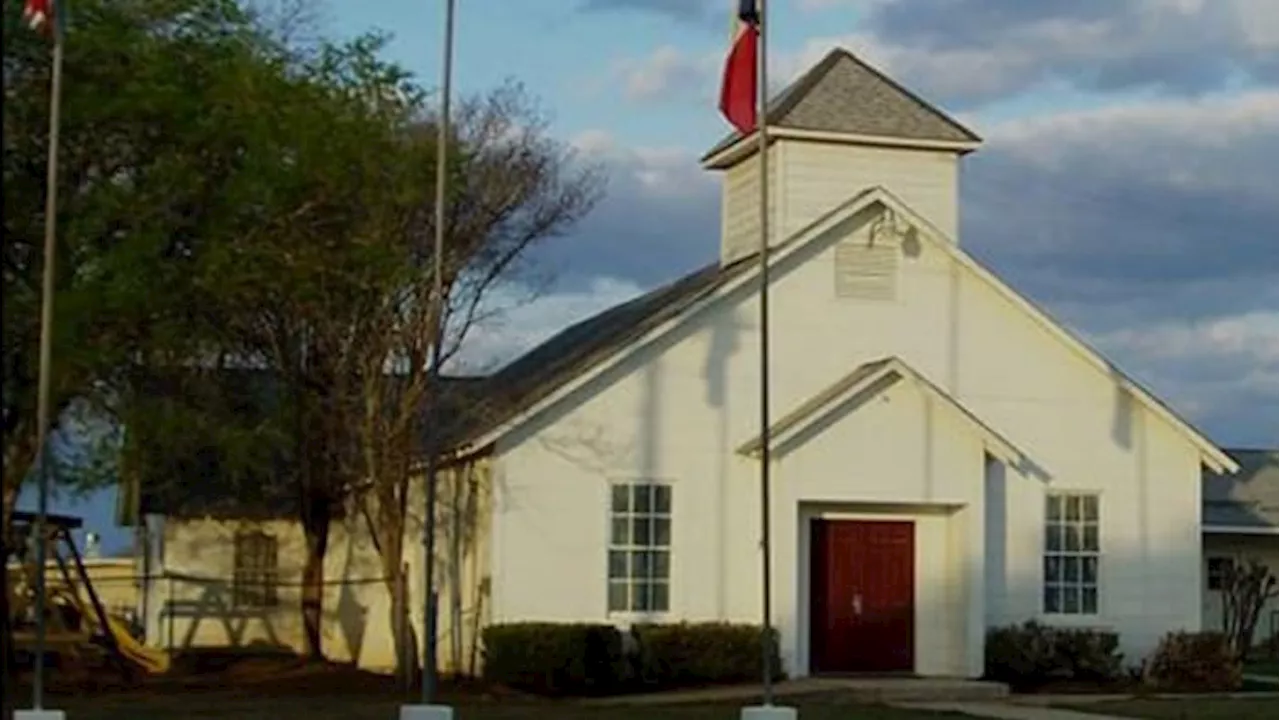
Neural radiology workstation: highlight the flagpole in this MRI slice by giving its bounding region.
[422,0,455,707]
[31,16,66,714]
[755,0,775,708]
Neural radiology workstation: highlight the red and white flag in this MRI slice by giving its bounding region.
[23,0,54,33]
[719,0,760,134]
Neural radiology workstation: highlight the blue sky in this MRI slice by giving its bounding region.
[22,0,1278,552]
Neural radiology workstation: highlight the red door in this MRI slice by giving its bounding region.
[809,519,914,673]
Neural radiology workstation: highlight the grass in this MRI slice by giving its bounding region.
[8,693,971,720]
[1244,660,1278,677]
[1058,697,1277,720]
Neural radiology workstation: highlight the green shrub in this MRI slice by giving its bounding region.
[481,622,625,696]
[984,621,1123,689]
[1145,631,1242,692]
[1054,627,1123,681]
[631,622,783,689]
[985,622,1059,688]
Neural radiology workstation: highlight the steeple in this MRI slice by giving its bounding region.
[704,48,982,264]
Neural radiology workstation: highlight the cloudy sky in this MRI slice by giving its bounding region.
[28,0,1278,548]
[334,0,1277,448]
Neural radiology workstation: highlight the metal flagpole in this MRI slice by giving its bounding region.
[754,0,775,707]
[422,0,456,705]
[30,8,66,712]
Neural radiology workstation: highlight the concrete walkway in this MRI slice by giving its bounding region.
[895,701,1135,720]
[579,676,1007,707]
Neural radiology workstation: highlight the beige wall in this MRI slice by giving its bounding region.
[7,557,139,621]
[144,462,492,675]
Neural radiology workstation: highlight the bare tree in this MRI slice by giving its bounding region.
[353,81,603,682]
[1220,557,1278,660]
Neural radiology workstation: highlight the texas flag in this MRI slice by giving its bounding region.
[23,0,54,34]
[718,0,760,134]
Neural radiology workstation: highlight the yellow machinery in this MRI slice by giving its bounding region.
[6,511,169,678]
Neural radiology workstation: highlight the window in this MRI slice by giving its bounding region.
[1043,493,1100,615]
[608,482,671,613]
[1207,557,1233,591]
[232,530,279,609]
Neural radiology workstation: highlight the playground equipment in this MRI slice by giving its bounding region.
[5,510,170,677]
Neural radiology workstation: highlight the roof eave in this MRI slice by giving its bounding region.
[1202,524,1278,535]
[701,127,982,170]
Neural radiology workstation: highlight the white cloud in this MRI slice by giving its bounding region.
[1088,310,1278,423]
[611,45,722,104]
[789,0,1277,107]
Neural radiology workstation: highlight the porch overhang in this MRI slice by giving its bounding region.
[736,356,1031,468]
[1202,524,1279,536]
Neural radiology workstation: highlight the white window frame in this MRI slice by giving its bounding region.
[1042,492,1101,617]
[607,480,672,614]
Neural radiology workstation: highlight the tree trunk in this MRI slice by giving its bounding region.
[300,502,330,662]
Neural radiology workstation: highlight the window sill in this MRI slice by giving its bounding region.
[607,611,674,627]
[1036,614,1112,630]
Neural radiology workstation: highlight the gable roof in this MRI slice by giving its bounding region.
[736,356,1028,466]
[459,186,1237,476]
[1203,448,1277,531]
[702,47,981,166]
[450,255,761,446]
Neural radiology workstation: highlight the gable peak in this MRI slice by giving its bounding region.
[702,46,981,166]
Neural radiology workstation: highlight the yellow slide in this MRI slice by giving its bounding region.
[99,615,171,674]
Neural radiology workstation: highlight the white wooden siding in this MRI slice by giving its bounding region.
[721,144,781,265]
[780,140,959,241]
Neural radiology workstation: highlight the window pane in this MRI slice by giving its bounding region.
[1065,495,1082,521]
[652,582,669,612]
[1046,525,1062,552]
[654,485,671,514]
[1044,585,1061,613]
[1082,586,1098,614]
[611,518,630,546]
[1062,586,1080,614]
[633,582,652,612]
[654,550,670,580]
[632,550,652,579]
[608,582,629,612]
[608,551,628,579]
[632,517,652,546]
[1046,495,1062,521]
[633,484,652,513]
[1082,556,1098,583]
[1044,556,1062,583]
[1064,525,1081,552]
[654,518,671,547]
[1082,524,1099,552]
[1082,495,1098,521]
[1063,556,1080,583]
[612,485,630,513]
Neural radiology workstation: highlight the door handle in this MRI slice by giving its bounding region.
[852,593,862,615]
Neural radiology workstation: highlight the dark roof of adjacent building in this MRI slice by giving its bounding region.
[702,47,981,163]
[1203,448,1278,529]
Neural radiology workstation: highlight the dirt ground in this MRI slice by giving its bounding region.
[1,652,967,719]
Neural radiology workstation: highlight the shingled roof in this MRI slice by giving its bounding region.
[453,253,760,447]
[702,47,981,164]
[1203,448,1278,529]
